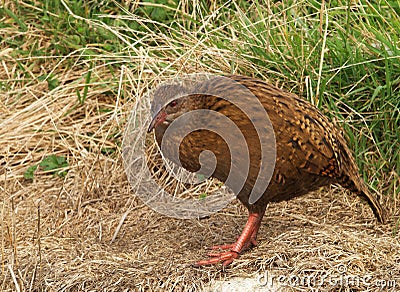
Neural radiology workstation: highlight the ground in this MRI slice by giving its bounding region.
[1,153,398,290]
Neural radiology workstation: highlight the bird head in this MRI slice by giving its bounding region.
[147,98,187,132]
[147,84,202,132]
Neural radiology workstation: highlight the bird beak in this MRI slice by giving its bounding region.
[147,114,158,132]
[148,103,162,133]
[147,110,166,133]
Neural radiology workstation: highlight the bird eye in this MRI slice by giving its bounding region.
[170,100,178,107]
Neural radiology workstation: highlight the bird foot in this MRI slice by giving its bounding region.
[193,250,239,267]
[210,243,235,250]
[210,238,258,251]
[193,212,264,267]
[194,239,258,267]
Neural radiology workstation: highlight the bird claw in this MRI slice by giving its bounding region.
[250,238,258,247]
[193,250,239,267]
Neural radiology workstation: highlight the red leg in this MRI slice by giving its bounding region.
[209,217,262,251]
[194,211,265,267]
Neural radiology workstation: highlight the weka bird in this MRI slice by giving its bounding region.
[147,75,386,267]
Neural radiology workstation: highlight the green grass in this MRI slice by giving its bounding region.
[24,155,69,179]
[1,0,399,198]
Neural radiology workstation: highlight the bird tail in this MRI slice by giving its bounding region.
[341,175,386,223]
[335,132,387,224]
[358,186,386,224]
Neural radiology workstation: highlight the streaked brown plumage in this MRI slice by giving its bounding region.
[148,75,386,267]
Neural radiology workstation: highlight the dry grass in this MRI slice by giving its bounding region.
[1,3,399,290]
[1,51,399,291]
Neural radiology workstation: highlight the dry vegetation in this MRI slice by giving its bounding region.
[1,1,399,291]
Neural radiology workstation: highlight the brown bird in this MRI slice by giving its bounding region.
[147,75,386,267]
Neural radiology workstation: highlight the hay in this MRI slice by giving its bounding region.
[1,43,399,292]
